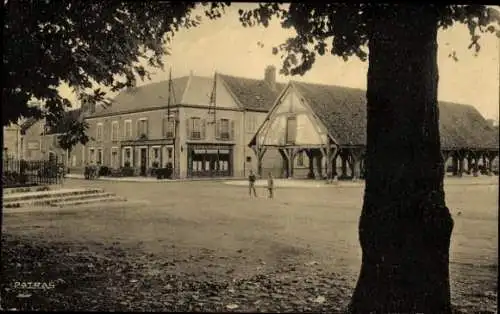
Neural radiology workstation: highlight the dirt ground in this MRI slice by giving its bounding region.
[1,177,497,312]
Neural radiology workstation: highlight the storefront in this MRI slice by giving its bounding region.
[121,139,175,176]
[187,144,233,177]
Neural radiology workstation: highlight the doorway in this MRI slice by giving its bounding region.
[140,148,147,176]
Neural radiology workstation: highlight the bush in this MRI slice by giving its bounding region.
[98,166,111,177]
[2,171,29,186]
[120,166,135,177]
[108,169,123,177]
[156,162,173,179]
[38,165,58,178]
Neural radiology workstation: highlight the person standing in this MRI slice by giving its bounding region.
[248,169,257,197]
[267,172,274,199]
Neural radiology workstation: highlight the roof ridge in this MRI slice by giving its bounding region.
[292,80,366,92]
[219,73,287,86]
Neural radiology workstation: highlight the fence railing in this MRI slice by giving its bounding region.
[2,157,64,187]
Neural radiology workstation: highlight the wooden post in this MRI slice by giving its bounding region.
[350,148,365,181]
[280,148,296,179]
[487,151,498,176]
[473,152,479,177]
[328,145,339,182]
[457,150,465,178]
[251,146,268,177]
[306,149,315,179]
[278,148,287,178]
[466,152,473,175]
[341,150,348,179]
[284,148,297,179]
[451,152,458,176]
[316,151,324,179]
[441,150,451,175]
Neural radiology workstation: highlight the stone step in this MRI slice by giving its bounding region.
[3,188,104,202]
[2,186,38,195]
[3,192,117,208]
[51,196,127,207]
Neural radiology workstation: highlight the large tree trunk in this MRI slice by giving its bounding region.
[349,6,454,313]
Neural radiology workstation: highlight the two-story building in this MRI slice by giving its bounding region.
[20,108,88,170]
[3,123,22,160]
[82,66,289,178]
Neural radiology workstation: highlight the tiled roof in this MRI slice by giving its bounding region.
[292,81,367,146]
[219,74,286,111]
[88,76,190,117]
[438,101,499,150]
[86,73,287,117]
[180,76,215,105]
[290,81,499,150]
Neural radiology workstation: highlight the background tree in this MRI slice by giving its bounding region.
[236,3,500,313]
[56,115,89,164]
[3,0,228,145]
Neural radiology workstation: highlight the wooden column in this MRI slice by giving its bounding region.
[320,144,338,182]
[328,146,339,182]
[349,147,365,181]
[280,148,297,178]
[251,146,267,177]
[451,154,458,176]
[486,151,498,175]
[278,148,288,178]
[360,155,366,179]
[456,150,467,178]
[305,149,315,179]
[332,154,339,179]
[466,153,473,175]
[472,152,480,176]
[441,150,451,175]
[340,150,348,179]
[315,151,324,179]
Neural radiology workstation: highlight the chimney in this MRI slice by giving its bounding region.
[264,65,276,90]
[81,95,95,114]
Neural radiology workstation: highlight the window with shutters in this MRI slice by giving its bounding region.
[220,119,230,140]
[190,117,201,140]
[111,121,119,141]
[286,116,297,144]
[137,118,148,138]
[124,120,132,139]
[97,148,103,165]
[163,118,175,139]
[89,148,95,164]
[111,147,119,168]
[96,123,103,141]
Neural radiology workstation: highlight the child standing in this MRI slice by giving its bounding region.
[267,172,274,199]
[248,170,257,197]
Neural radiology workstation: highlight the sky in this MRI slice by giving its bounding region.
[59,3,500,121]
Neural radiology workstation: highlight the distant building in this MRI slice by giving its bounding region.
[249,81,500,179]
[3,123,22,160]
[20,108,88,167]
[81,66,285,178]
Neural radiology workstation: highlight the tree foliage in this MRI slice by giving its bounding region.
[56,115,89,153]
[3,0,229,149]
[236,4,500,75]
